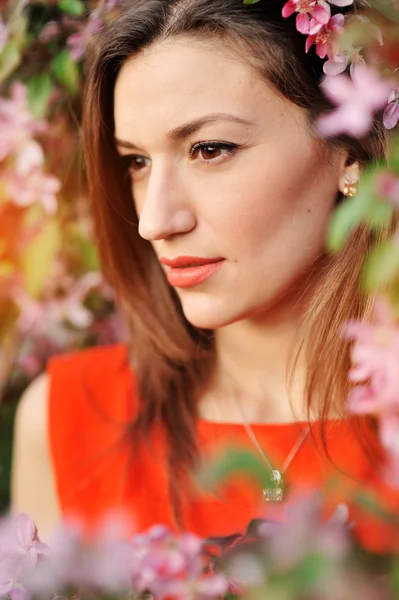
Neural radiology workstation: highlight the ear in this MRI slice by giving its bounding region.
[338,161,360,195]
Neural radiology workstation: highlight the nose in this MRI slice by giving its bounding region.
[137,161,196,241]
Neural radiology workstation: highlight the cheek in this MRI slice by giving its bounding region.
[131,180,147,217]
[200,145,338,255]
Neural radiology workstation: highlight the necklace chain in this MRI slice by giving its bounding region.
[240,418,311,475]
[233,394,312,502]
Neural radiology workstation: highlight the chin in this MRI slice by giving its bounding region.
[179,295,248,330]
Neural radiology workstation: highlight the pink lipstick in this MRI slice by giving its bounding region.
[160,256,225,288]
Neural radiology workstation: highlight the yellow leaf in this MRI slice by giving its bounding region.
[21,220,61,297]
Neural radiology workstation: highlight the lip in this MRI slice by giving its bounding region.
[159,256,225,288]
[160,256,224,268]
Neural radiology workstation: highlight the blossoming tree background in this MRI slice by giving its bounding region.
[0,0,128,510]
[1,0,399,595]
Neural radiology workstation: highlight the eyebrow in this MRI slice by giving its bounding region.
[114,113,255,150]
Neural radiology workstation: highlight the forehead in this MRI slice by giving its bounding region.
[113,37,295,140]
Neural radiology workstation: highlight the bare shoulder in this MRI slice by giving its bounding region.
[11,371,61,541]
[14,372,49,440]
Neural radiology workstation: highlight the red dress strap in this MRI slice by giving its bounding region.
[46,343,147,530]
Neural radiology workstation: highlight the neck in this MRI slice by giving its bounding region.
[199,295,313,424]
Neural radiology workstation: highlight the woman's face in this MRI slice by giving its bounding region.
[114,37,347,329]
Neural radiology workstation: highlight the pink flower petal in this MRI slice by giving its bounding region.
[383,100,399,130]
[310,1,331,24]
[305,34,317,53]
[316,39,329,59]
[0,14,8,53]
[16,514,36,545]
[323,57,348,76]
[296,11,311,34]
[282,1,296,17]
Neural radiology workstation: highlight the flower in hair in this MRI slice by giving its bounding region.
[383,88,399,130]
[305,12,344,58]
[317,67,391,137]
[279,0,399,133]
[282,0,332,35]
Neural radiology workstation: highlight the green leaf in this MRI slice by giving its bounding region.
[51,50,79,95]
[27,74,53,119]
[387,136,399,173]
[243,0,261,3]
[196,447,269,492]
[0,40,22,85]
[57,0,85,17]
[69,227,99,271]
[326,195,365,253]
[363,239,399,292]
[295,554,328,590]
[327,166,394,253]
[21,220,61,297]
[353,491,397,523]
[365,197,394,230]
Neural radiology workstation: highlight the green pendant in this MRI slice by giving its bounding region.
[263,469,284,502]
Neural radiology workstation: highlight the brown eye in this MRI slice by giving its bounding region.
[130,156,150,171]
[189,141,238,163]
[200,145,222,160]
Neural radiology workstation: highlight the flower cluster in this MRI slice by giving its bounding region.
[2,498,396,600]
[0,1,130,388]
[344,297,399,484]
[281,0,399,135]
[282,0,353,63]
[0,514,228,600]
[0,83,60,215]
[66,0,124,61]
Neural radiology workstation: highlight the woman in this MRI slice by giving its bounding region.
[11,0,399,548]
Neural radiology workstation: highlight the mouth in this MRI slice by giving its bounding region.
[159,256,225,288]
[160,256,224,268]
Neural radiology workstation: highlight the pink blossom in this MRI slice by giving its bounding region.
[0,14,8,53]
[38,20,60,43]
[375,170,399,208]
[344,297,399,417]
[317,67,391,137]
[306,13,345,59]
[0,514,49,600]
[67,11,103,61]
[282,0,331,35]
[129,525,228,600]
[4,166,60,214]
[323,46,366,80]
[0,513,49,565]
[13,272,104,338]
[323,17,381,80]
[259,492,350,571]
[0,83,46,162]
[26,514,133,596]
[383,88,399,130]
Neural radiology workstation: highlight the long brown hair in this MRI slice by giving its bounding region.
[82,0,392,526]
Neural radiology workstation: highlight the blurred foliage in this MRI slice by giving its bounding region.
[0,0,127,510]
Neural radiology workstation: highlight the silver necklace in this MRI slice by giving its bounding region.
[234,397,312,502]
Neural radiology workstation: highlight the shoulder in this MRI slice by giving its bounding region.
[13,371,49,447]
[11,372,60,541]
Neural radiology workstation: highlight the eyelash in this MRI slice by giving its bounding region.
[121,141,239,177]
[188,141,239,164]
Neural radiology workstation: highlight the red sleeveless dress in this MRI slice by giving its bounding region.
[47,344,399,552]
